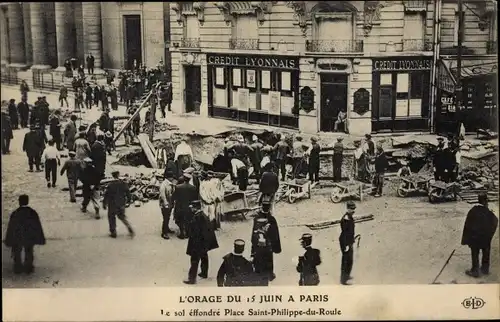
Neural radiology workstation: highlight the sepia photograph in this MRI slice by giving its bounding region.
[1,0,498,321]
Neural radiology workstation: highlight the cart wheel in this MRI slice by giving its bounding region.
[397,183,408,198]
[330,187,343,203]
[288,188,297,204]
[428,188,439,203]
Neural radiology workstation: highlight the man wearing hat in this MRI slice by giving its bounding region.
[461,193,498,278]
[250,135,264,179]
[292,135,308,179]
[372,146,388,197]
[258,162,279,212]
[297,233,321,286]
[17,97,30,129]
[339,201,356,285]
[433,137,446,182]
[273,135,290,181]
[74,132,91,161]
[306,136,321,183]
[332,137,344,182]
[217,239,255,287]
[175,139,194,178]
[8,99,19,129]
[172,174,198,239]
[22,125,45,172]
[1,108,13,154]
[80,158,101,219]
[39,96,50,129]
[30,97,42,126]
[251,204,282,284]
[159,168,176,239]
[184,200,219,284]
[64,115,78,151]
[49,110,63,150]
[90,134,107,181]
[60,150,82,202]
[103,170,135,239]
[59,83,69,108]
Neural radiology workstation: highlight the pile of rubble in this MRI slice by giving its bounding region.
[142,120,179,134]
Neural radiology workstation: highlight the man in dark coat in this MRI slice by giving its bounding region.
[259,162,279,211]
[30,97,42,126]
[273,136,290,181]
[372,146,388,197]
[461,193,498,277]
[184,200,219,284]
[49,111,63,150]
[217,239,254,287]
[433,137,446,181]
[90,134,107,180]
[39,96,50,129]
[297,233,321,286]
[163,152,178,180]
[86,53,95,75]
[339,201,356,285]
[93,85,101,108]
[80,158,102,219]
[109,86,119,110]
[172,175,198,239]
[4,194,46,274]
[103,170,135,238]
[60,151,82,202]
[158,86,169,118]
[332,137,344,182]
[307,136,321,183]
[64,115,78,151]
[1,111,13,154]
[250,135,264,179]
[85,83,93,109]
[17,97,30,128]
[98,111,110,133]
[251,203,282,284]
[23,125,45,171]
[20,80,30,102]
[8,99,19,129]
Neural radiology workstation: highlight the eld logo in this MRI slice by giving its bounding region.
[462,297,485,309]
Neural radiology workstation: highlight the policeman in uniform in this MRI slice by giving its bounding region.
[339,201,356,285]
[296,233,321,286]
[217,239,254,287]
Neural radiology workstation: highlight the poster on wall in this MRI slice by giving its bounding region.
[261,70,271,89]
[281,71,291,91]
[396,99,409,117]
[246,69,256,88]
[215,67,225,86]
[237,88,250,111]
[261,93,269,111]
[232,69,241,87]
[409,99,422,116]
[281,95,294,114]
[380,73,392,85]
[396,73,409,93]
[268,91,281,115]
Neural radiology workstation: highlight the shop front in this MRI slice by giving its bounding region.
[436,59,498,134]
[371,57,432,132]
[207,53,300,129]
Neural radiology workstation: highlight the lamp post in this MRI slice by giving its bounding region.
[454,0,464,132]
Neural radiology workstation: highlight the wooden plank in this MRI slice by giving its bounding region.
[137,134,159,169]
[306,214,373,229]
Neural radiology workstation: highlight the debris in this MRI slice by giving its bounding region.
[137,134,158,168]
[305,214,374,231]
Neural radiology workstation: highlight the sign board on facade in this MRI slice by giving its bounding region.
[373,58,432,71]
[300,86,315,113]
[268,91,281,115]
[353,88,370,115]
[437,61,456,93]
[207,53,299,70]
[237,88,250,111]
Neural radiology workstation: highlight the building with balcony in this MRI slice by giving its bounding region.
[0,2,171,74]
[434,0,497,133]
[170,0,439,134]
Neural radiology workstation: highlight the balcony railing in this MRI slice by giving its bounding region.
[404,0,427,11]
[229,38,259,50]
[487,40,497,54]
[306,39,364,53]
[180,38,200,48]
[403,38,433,51]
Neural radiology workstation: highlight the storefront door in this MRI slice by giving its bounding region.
[184,65,201,114]
[124,15,142,70]
[320,74,348,132]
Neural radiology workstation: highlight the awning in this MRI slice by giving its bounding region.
[437,60,457,93]
[445,58,498,80]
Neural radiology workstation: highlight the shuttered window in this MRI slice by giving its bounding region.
[185,15,200,39]
[233,15,258,39]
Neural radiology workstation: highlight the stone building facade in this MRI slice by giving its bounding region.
[0,2,171,73]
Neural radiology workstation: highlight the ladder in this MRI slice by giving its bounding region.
[113,82,161,144]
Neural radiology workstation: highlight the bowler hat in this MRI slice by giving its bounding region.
[191,200,201,207]
[68,151,76,156]
[111,170,120,176]
[365,134,372,139]
[299,233,312,241]
[346,201,356,210]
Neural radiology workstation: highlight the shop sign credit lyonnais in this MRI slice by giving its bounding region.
[207,54,299,70]
[373,58,432,71]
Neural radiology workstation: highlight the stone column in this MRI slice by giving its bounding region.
[22,3,33,67]
[0,7,10,67]
[54,3,74,71]
[7,3,27,69]
[82,2,104,74]
[30,2,51,70]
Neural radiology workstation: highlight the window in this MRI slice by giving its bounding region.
[403,12,425,50]
[312,13,355,52]
[185,15,200,39]
[231,15,259,49]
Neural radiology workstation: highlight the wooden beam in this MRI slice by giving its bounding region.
[137,133,159,169]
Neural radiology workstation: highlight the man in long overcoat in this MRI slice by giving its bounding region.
[23,125,45,171]
[49,111,63,150]
[17,97,30,128]
[296,233,321,286]
[172,175,198,239]
[64,115,78,151]
[90,134,107,180]
[5,194,46,274]
[461,193,498,277]
[8,99,19,129]
[103,170,135,238]
[217,239,255,287]
[1,110,13,154]
[251,203,282,284]
[184,200,219,284]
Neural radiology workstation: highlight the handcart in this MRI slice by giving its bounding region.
[428,180,460,203]
[330,180,373,203]
[397,174,432,197]
[282,178,312,204]
[221,191,250,221]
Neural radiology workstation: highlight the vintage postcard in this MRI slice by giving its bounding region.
[1,1,499,321]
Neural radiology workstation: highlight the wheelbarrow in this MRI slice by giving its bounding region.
[397,174,432,197]
[282,178,312,204]
[428,180,461,203]
[330,181,373,203]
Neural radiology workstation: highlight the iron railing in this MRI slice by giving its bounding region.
[32,70,59,91]
[404,0,427,10]
[0,67,19,85]
[305,39,364,53]
[180,38,201,48]
[487,40,497,54]
[403,38,433,51]
[229,38,259,50]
